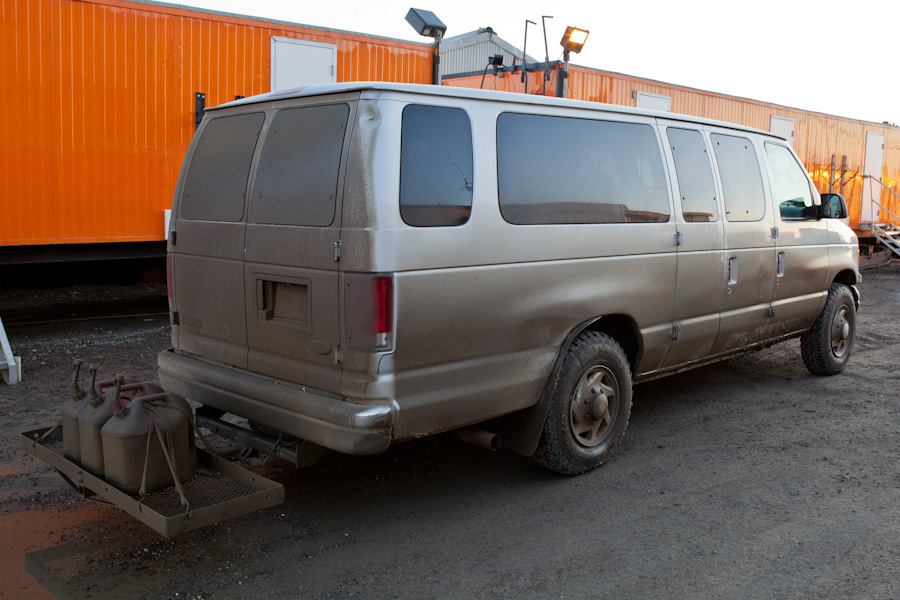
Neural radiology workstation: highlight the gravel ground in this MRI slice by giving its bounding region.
[1,264,899,600]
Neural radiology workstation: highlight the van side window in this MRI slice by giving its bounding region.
[765,143,817,220]
[181,113,265,222]
[496,113,669,225]
[710,134,765,222]
[400,105,474,227]
[666,128,718,222]
[251,104,350,227]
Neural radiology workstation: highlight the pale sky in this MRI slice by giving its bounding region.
[172,0,899,126]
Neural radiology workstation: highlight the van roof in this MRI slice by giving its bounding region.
[209,82,777,138]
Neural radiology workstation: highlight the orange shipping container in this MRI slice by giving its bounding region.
[0,0,433,249]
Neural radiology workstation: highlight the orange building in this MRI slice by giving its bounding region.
[3,5,897,261]
[0,0,433,257]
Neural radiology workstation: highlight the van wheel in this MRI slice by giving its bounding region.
[801,282,856,376]
[533,331,632,475]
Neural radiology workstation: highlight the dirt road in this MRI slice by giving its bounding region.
[2,264,899,599]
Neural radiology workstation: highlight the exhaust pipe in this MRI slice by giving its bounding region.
[454,427,501,451]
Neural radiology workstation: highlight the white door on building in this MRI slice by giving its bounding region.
[271,37,337,91]
[862,131,885,225]
[635,91,671,112]
[770,116,795,147]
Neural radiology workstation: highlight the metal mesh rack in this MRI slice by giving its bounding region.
[20,426,284,537]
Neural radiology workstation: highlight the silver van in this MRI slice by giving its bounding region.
[159,83,859,475]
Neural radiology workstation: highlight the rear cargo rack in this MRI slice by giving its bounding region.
[20,426,284,537]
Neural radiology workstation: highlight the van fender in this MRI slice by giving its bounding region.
[492,316,634,457]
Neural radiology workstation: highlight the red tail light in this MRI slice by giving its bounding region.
[372,275,393,339]
[345,274,394,351]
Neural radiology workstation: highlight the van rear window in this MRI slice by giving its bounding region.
[496,114,670,225]
[400,105,474,227]
[251,104,350,227]
[181,113,265,222]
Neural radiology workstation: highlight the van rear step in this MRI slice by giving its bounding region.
[19,426,284,538]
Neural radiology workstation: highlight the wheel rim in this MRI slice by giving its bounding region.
[830,304,852,357]
[569,365,618,448]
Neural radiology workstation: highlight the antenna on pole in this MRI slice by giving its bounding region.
[541,16,553,91]
[522,19,536,93]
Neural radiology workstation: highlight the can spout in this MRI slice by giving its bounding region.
[87,364,100,401]
[70,359,86,402]
[112,374,128,416]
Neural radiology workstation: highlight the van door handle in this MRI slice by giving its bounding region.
[727,257,738,285]
[256,279,274,320]
[777,251,786,277]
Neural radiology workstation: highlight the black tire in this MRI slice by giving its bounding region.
[533,331,632,476]
[801,282,856,376]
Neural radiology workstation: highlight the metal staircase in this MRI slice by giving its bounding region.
[863,176,900,259]
[873,222,900,258]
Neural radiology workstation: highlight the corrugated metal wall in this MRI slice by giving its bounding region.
[441,41,531,77]
[0,0,433,247]
[447,65,900,229]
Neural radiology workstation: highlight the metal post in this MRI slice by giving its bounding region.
[541,16,553,94]
[830,154,836,193]
[0,316,21,385]
[432,31,442,85]
[840,155,847,198]
[558,49,570,99]
[522,20,535,94]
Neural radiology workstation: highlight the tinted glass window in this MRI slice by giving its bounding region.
[765,142,817,220]
[400,105,473,227]
[711,133,765,222]
[182,113,265,222]
[667,128,718,222]
[251,104,350,227]
[497,114,669,225]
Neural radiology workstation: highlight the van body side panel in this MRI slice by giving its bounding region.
[659,123,725,367]
[708,131,777,354]
[769,221,829,335]
[387,252,675,438]
[762,142,830,336]
[340,94,676,438]
[826,220,860,283]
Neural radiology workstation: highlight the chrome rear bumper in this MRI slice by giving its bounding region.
[157,349,393,455]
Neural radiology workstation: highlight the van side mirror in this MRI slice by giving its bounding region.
[820,193,848,219]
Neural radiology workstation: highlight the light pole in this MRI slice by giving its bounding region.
[558,26,589,99]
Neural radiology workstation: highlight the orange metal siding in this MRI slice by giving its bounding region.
[1,0,433,247]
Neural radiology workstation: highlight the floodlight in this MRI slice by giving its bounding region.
[560,26,589,54]
[405,8,447,38]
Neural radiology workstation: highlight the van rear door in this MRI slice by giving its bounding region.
[171,111,266,370]
[242,98,356,394]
